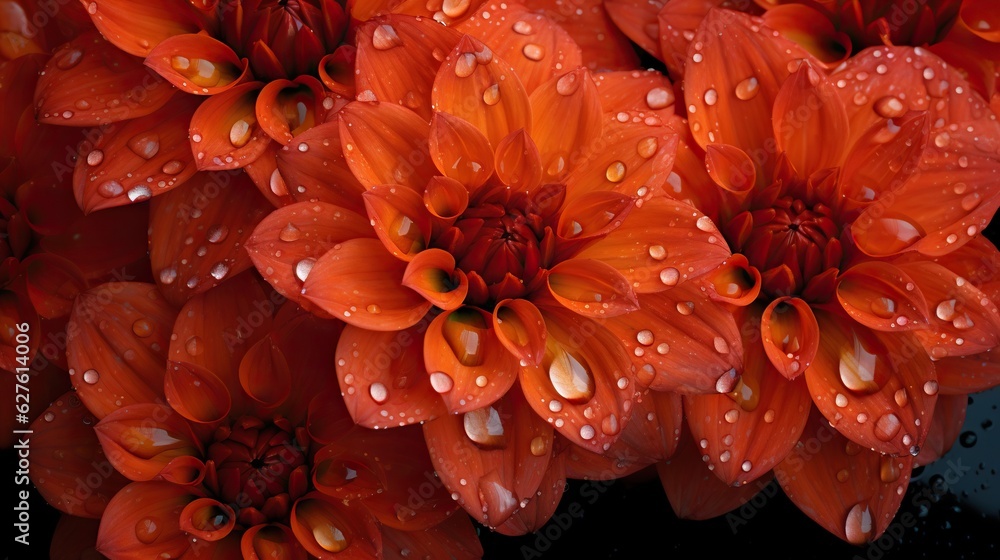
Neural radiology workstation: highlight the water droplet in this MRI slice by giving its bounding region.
[660,268,679,286]
[464,406,506,448]
[548,400,562,413]
[936,299,957,321]
[162,160,184,175]
[696,216,714,232]
[844,503,873,544]
[959,431,977,447]
[369,382,388,403]
[719,450,731,462]
[159,267,177,285]
[366,304,382,314]
[372,24,403,50]
[741,460,752,472]
[441,0,470,18]
[547,347,595,403]
[636,137,658,159]
[522,44,544,61]
[656,343,669,355]
[279,223,301,242]
[127,185,152,202]
[880,456,901,482]
[57,49,83,70]
[429,372,454,393]
[735,77,759,100]
[874,413,901,441]
[839,330,889,393]
[703,88,718,106]
[724,409,739,423]
[713,337,729,354]
[715,368,738,393]
[132,319,153,338]
[295,258,316,282]
[675,301,694,315]
[873,96,906,118]
[645,87,673,109]
[97,180,124,198]
[228,119,252,148]
[482,83,500,106]
[556,72,579,96]
[605,161,626,182]
[835,393,848,407]
[529,436,547,456]
[82,369,99,384]
[512,20,533,34]
[894,388,908,407]
[127,133,160,159]
[923,380,939,396]
[43,411,55,422]
[636,330,654,346]
[206,225,228,244]
[86,150,104,166]
[209,262,229,280]
[135,517,161,544]
[601,414,619,436]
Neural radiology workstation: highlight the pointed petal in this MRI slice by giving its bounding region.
[338,101,437,190]
[380,511,484,560]
[30,392,129,517]
[255,76,327,144]
[150,171,272,306]
[772,64,849,175]
[189,82,273,170]
[86,0,205,57]
[73,95,201,213]
[914,394,966,467]
[529,0,640,71]
[424,307,519,412]
[363,184,432,260]
[457,2,583,94]
[493,298,546,366]
[774,410,914,544]
[934,349,1000,394]
[95,403,201,481]
[246,201,373,312]
[704,143,757,198]
[494,128,542,192]
[529,68,603,182]
[839,110,928,206]
[423,175,470,224]
[577,196,731,294]
[303,238,432,330]
[593,69,675,119]
[66,283,176,419]
[761,4,852,67]
[807,310,936,456]
[760,297,819,380]
[656,0,729,76]
[492,451,566,535]
[836,261,930,331]
[432,35,532,148]
[96,482,195,559]
[402,249,468,310]
[164,360,232,424]
[35,33,174,126]
[703,254,761,306]
[274,121,367,213]
[290,494,379,559]
[239,337,292,408]
[22,253,88,319]
[429,111,495,190]
[547,258,639,317]
[355,15,462,121]
[604,0,663,60]
[146,34,249,95]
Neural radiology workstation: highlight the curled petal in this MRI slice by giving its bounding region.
[86,0,204,57]
[318,46,356,97]
[363,184,432,260]
[290,495,379,559]
[402,249,468,310]
[547,258,639,317]
[493,298,546,366]
[239,337,292,408]
[761,4,852,67]
[159,455,207,486]
[241,523,308,560]
[97,482,196,559]
[424,176,470,224]
[760,297,819,380]
[836,261,930,331]
[146,34,249,95]
[556,191,635,248]
[303,238,432,331]
[338,101,437,190]
[704,143,756,199]
[180,498,236,542]
[703,254,760,306]
[189,82,272,170]
[95,403,201,481]
[165,360,232,424]
[275,121,366,213]
[429,111,495,190]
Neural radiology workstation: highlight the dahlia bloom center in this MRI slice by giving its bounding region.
[452,200,546,289]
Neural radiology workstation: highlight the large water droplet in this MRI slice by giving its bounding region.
[844,503,873,544]
[645,87,673,109]
[838,330,889,394]
[295,258,316,282]
[369,382,388,403]
[874,413,901,441]
[429,371,454,393]
[464,406,507,448]
[97,180,124,198]
[442,310,487,367]
[127,185,152,202]
[132,319,153,338]
[185,336,204,356]
[735,77,759,100]
[82,369,99,384]
[127,133,160,159]
[522,43,544,61]
[135,517,161,544]
[372,24,403,50]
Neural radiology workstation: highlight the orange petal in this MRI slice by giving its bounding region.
[239,337,292,408]
[456,2,583,94]
[604,0,664,60]
[593,69,675,118]
[380,511,484,560]
[761,3,852,67]
[303,238,432,330]
[241,523,308,560]
[774,410,913,544]
[576,196,732,294]
[760,296,819,380]
[836,261,930,331]
[189,82,274,171]
[246,201,373,312]
[656,0,730,76]
[493,128,542,192]
[318,46,356,98]
[268,310,347,422]
[684,335,811,486]
[423,306,519,412]
[684,10,815,168]
[164,360,232,424]
[520,306,638,450]
[529,68,603,182]
[960,0,1000,42]
[363,184,433,260]
[914,393,967,467]
[423,175,470,225]
[528,0,640,72]
[73,95,201,213]
[335,322,446,428]
[604,283,744,394]
[354,15,462,121]
[96,482,196,559]
[493,298,546,366]
[179,498,236,542]
[145,33,249,95]
[547,258,639,317]
[35,33,174,126]
[493,451,567,536]
[772,64,849,175]
[402,249,468,310]
[806,310,936,456]
[556,191,634,245]
[22,253,88,319]
[658,428,774,520]
[338,101,437,190]
[95,403,201,481]
[274,121,367,214]
[704,143,757,198]
[839,110,928,207]
[66,283,176,419]
[934,349,1000,394]
[86,0,205,57]
[149,171,272,306]
[29,392,129,517]
[290,494,379,559]
[429,111,495,190]
[703,254,761,306]
[255,76,327,144]
[423,387,554,528]
[432,35,532,147]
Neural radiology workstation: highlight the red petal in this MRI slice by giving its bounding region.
[604,0,663,60]
[402,249,468,310]
[96,482,195,559]
[22,254,88,319]
[380,512,484,560]
[772,64,849,175]
[95,403,201,481]
[493,129,542,192]
[836,261,930,331]
[529,68,603,183]
[318,46,356,98]
[145,33,249,95]
[547,257,639,317]
[774,410,913,544]
[423,306,519,412]
[239,337,292,408]
[760,297,819,380]
[960,0,1000,42]
[761,4,852,67]
[40,204,150,280]
[593,69,675,119]
[363,184,432,260]
[429,111,495,190]
[839,111,928,206]
[493,451,567,536]
[656,0,731,77]
[703,254,761,306]
[35,33,174,126]
[189,82,273,171]
[303,238,432,330]
[423,175,470,224]
[86,0,205,56]
[29,392,129,517]
[914,394,967,467]
[335,322,446,428]
[457,2,583,94]
[241,523,308,560]
[432,35,532,147]
[165,360,232,424]
[274,121,367,213]
[246,201,373,312]
[338,101,437,190]
[934,349,1000,394]
[149,171,272,306]
[704,143,756,198]
[423,387,555,528]
[73,95,201,213]
[493,298,546,366]
[255,76,327,144]
[290,495,378,559]
[529,0,640,72]
[354,15,462,121]
[66,283,176,418]
[269,310,347,421]
[179,498,236,541]
[806,310,936,456]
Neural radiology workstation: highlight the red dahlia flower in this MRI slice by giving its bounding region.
[30,274,482,559]
[245,12,743,532]
[655,9,1000,544]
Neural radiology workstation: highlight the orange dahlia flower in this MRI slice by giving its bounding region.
[245,12,742,532]
[655,9,1000,544]
[31,274,482,558]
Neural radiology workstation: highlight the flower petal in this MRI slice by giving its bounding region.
[493,451,566,536]
[145,33,249,95]
[189,82,273,171]
[914,394,966,467]
[29,392,129,517]
[338,101,437,190]
[66,282,176,418]
[593,69,676,120]
[40,204,150,280]
[150,171,272,306]
[529,68,603,183]
[772,64,849,175]
[255,76,328,144]
[363,184,433,260]
[86,0,205,57]
[604,0,663,60]
[432,35,532,148]
[493,129,542,192]
[22,253,88,319]
[290,495,379,559]
[839,110,928,206]
[934,349,1000,394]
[761,3,852,67]
[774,410,913,544]
[429,111,495,190]
[274,121,367,213]
[402,249,468,310]
[164,360,232,424]
[760,296,819,380]
[179,498,236,542]
[335,321,447,428]
[704,143,757,198]
[380,512,484,560]
[703,254,761,306]
[530,0,640,72]
[303,238,432,330]
[239,337,292,408]
[241,523,309,560]
[73,95,201,213]
[806,310,936,456]
[96,481,195,559]
[95,403,201,481]
[35,33,174,126]
[836,261,930,331]
[492,298,546,366]
[547,257,639,317]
